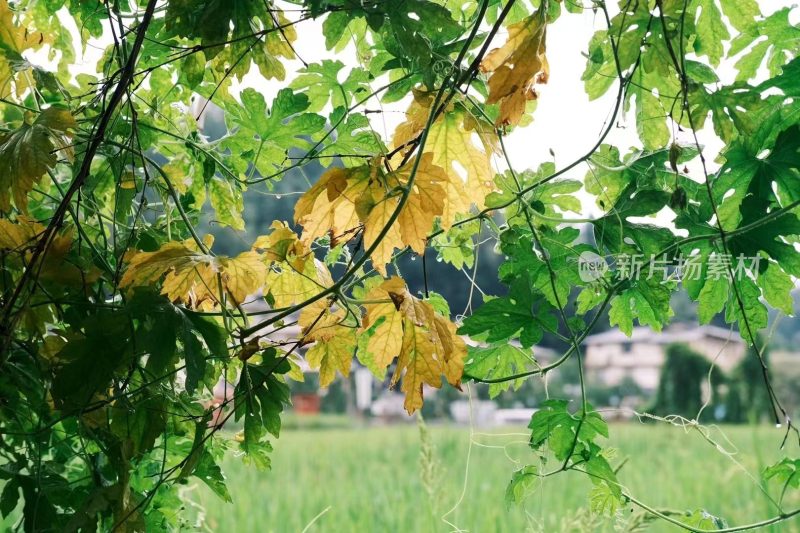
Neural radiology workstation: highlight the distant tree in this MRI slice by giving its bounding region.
[652,344,718,419]
[725,339,773,423]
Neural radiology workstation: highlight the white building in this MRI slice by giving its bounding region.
[583,324,746,391]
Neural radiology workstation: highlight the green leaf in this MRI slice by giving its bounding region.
[290,60,371,113]
[458,281,557,348]
[0,478,19,518]
[464,343,536,398]
[759,263,794,315]
[724,277,768,345]
[505,465,538,505]
[681,509,728,530]
[181,50,206,88]
[764,458,800,488]
[193,451,233,503]
[528,400,609,461]
[609,279,674,336]
[589,483,619,516]
[697,276,728,324]
[714,124,800,230]
[693,0,729,66]
[730,8,800,81]
[234,349,291,466]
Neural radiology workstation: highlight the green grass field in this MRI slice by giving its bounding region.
[190,421,800,532]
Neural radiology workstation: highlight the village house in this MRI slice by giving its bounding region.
[582,324,747,392]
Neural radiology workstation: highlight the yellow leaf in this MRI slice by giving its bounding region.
[254,222,333,307]
[294,154,451,275]
[0,216,44,250]
[392,95,497,228]
[120,239,266,309]
[362,187,404,277]
[0,0,47,53]
[362,276,466,414]
[480,8,548,127]
[394,153,448,253]
[293,166,369,246]
[0,107,77,213]
[426,111,496,223]
[0,218,99,287]
[305,327,355,387]
[390,89,433,152]
[299,299,357,387]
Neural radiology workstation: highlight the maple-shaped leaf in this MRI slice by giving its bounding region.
[293,154,449,276]
[120,236,266,309]
[459,295,557,348]
[361,276,465,414]
[479,7,548,127]
[253,221,333,308]
[391,93,498,227]
[714,123,800,230]
[223,89,325,178]
[289,61,371,113]
[164,1,296,81]
[609,278,675,336]
[0,107,76,213]
[298,300,357,387]
[293,164,371,246]
[363,154,449,274]
[464,343,537,399]
[320,107,385,165]
[730,7,799,82]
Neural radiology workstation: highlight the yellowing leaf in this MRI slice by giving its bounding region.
[254,222,333,307]
[305,330,355,387]
[480,8,548,127]
[120,238,266,309]
[0,216,44,250]
[0,0,49,97]
[0,217,99,287]
[299,300,357,387]
[293,165,370,246]
[0,107,77,213]
[0,0,47,54]
[396,157,447,254]
[362,276,466,413]
[426,111,496,222]
[392,94,497,227]
[362,187,404,276]
[294,154,450,275]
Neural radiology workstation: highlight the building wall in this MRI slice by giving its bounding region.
[584,335,746,392]
[686,337,746,373]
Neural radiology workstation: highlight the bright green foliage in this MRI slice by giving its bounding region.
[764,458,800,490]
[505,464,538,505]
[464,343,536,398]
[526,400,622,509]
[681,509,729,530]
[458,281,558,348]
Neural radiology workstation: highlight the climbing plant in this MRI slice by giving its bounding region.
[0,0,798,530]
